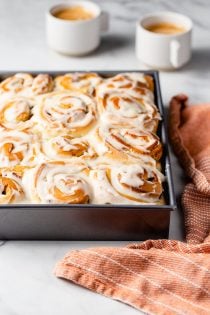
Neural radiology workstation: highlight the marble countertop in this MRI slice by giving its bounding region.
[0,0,210,314]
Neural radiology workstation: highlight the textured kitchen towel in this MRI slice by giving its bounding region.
[55,95,210,315]
[169,94,210,243]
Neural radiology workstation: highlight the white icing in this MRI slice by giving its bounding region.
[89,169,124,204]
[32,91,96,136]
[0,169,24,203]
[0,97,34,130]
[55,72,102,95]
[23,162,92,204]
[0,73,54,99]
[118,165,144,187]
[96,125,161,166]
[0,130,41,167]
[0,72,164,205]
[31,74,53,95]
[96,74,160,131]
[110,163,164,203]
[42,135,96,161]
[90,163,164,204]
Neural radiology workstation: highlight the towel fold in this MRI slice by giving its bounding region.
[55,95,210,315]
[169,94,210,243]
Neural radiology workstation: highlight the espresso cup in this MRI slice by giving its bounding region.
[135,12,193,70]
[46,1,109,56]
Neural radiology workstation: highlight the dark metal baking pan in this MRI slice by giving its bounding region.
[0,70,176,240]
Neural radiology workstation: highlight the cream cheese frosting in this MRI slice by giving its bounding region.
[0,72,164,205]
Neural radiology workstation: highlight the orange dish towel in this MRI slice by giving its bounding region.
[55,95,210,315]
[169,94,210,244]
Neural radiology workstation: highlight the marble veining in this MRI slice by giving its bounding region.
[0,0,209,314]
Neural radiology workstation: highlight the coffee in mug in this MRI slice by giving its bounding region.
[46,1,109,56]
[54,5,95,21]
[145,22,186,35]
[135,12,193,69]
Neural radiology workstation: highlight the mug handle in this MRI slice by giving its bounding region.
[170,40,181,68]
[100,11,109,32]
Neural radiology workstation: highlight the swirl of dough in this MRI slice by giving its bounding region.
[97,73,154,97]
[55,72,102,95]
[0,131,41,167]
[33,91,97,137]
[0,97,34,130]
[0,167,25,203]
[95,126,162,165]
[0,73,33,95]
[120,72,154,91]
[98,95,160,132]
[42,135,97,160]
[96,74,160,132]
[0,73,54,99]
[31,74,54,95]
[23,161,91,204]
[90,163,164,204]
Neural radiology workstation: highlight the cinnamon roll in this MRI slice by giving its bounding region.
[0,73,54,98]
[0,71,164,205]
[0,97,34,131]
[31,74,54,95]
[120,72,154,91]
[32,91,97,137]
[0,131,41,167]
[97,72,154,97]
[90,162,164,204]
[0,73,33,98]
[0,166,25,203]
[94,126,162,165]
[23,161,91,204]
[55,72,102,95]
[42,135,97,161]
[96,74,160,132]
[98,97,160,132]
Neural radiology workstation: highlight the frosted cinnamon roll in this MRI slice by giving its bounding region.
[42,135,97,161]
[0,97,34,131]
[97,73,154,97]
[96,74,160,132]
[31,74,54,95]
[95,126,162,165]
[119,72,154,91]
[0,73,33,99]
[90,163,164,204]
[23,161,91,204]
[0,166,25,203]
[0,131,41,167]
[98,95,160,132]
[55,72,102,95]
[32,91,97,137]
[0,73,54,98]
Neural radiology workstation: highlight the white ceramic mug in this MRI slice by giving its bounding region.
[46,1,109,56]
[135,12,193,70]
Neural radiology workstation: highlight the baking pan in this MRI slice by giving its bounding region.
[0,70,176,240]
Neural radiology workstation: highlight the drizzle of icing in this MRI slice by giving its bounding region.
[0,97,34,130]
[23,162,91,204]
[55,72,102,95]
[32,91,97,136]
[0,72,164,205]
